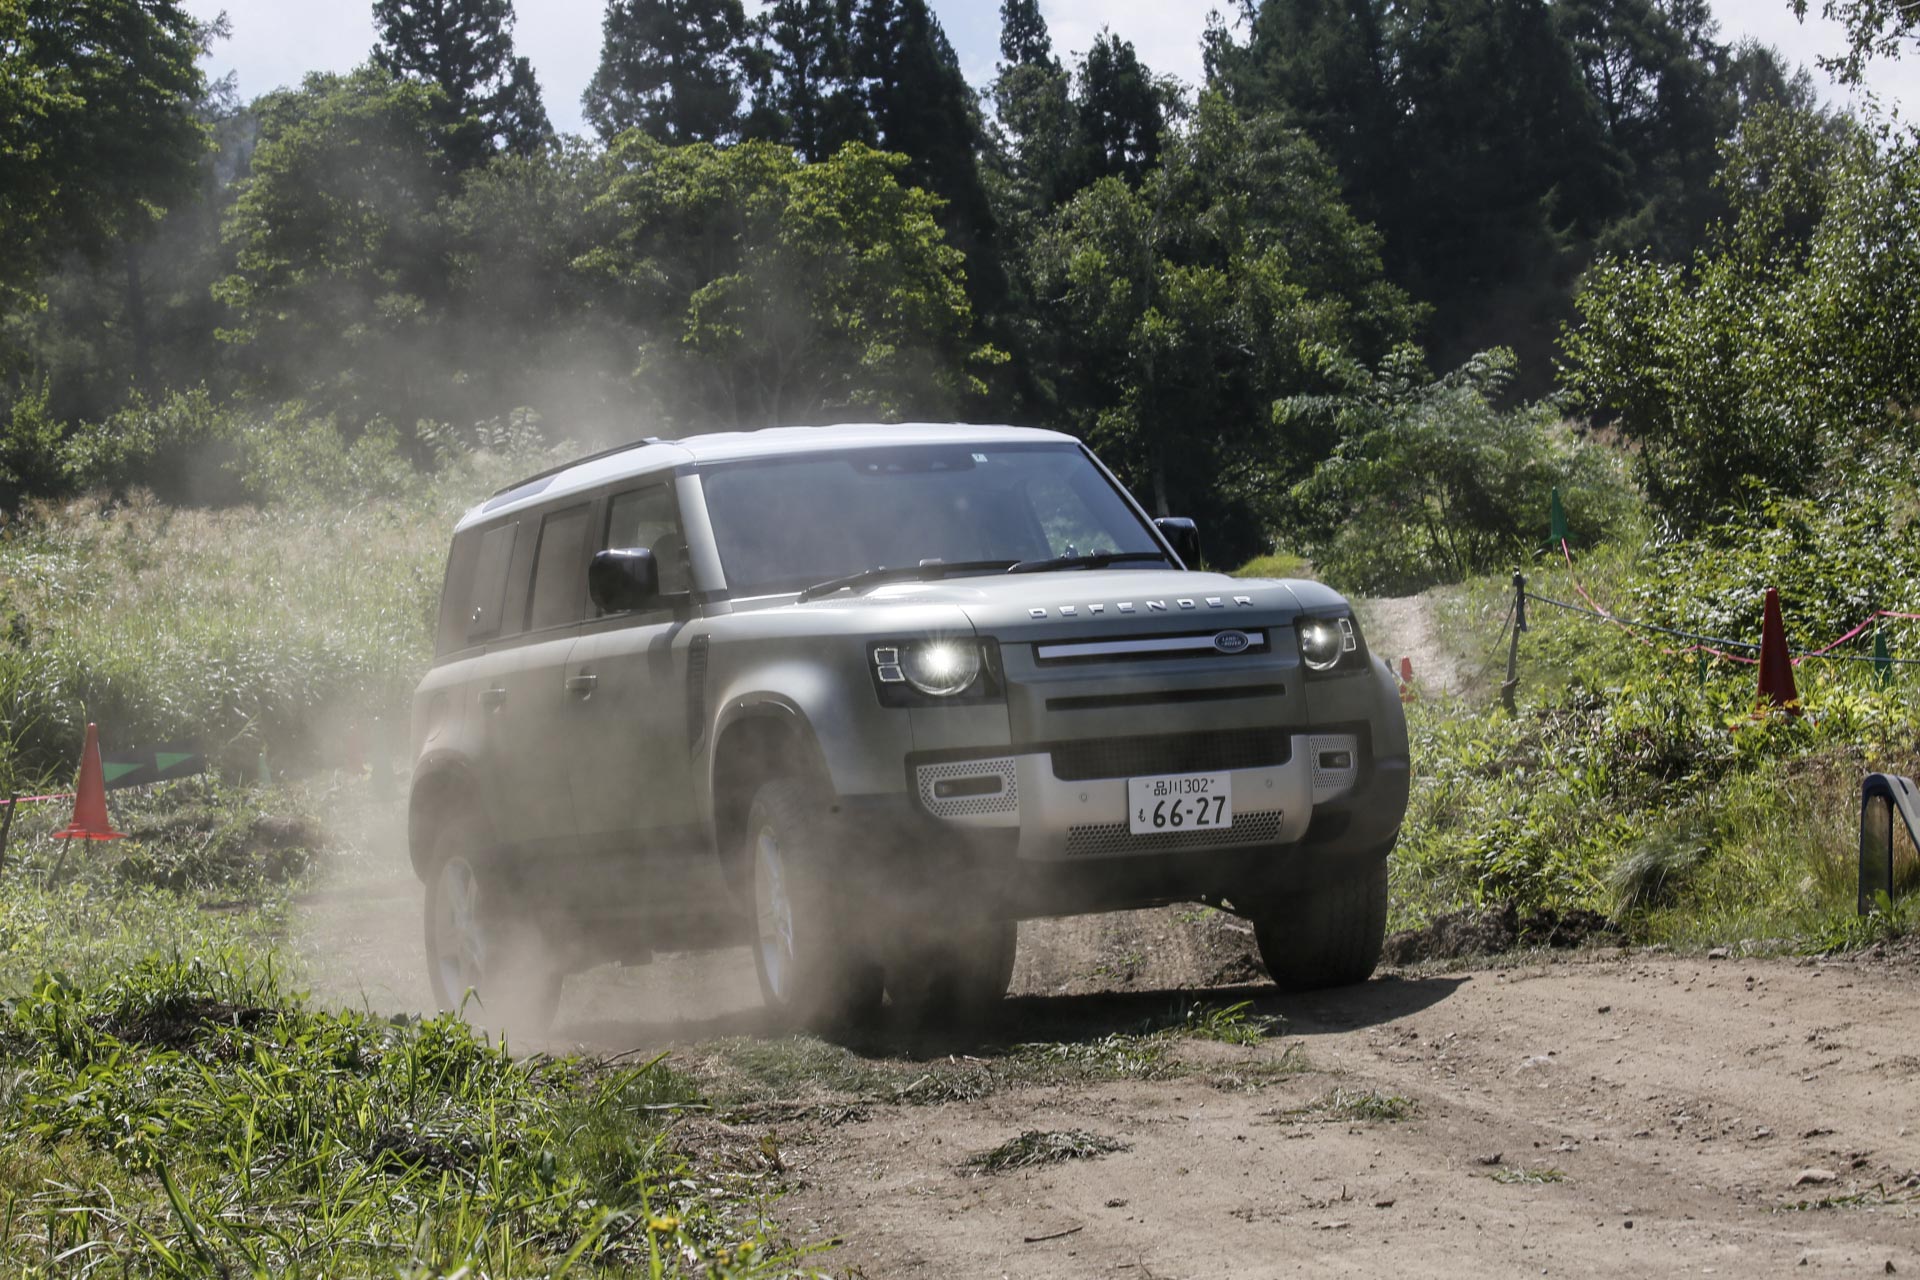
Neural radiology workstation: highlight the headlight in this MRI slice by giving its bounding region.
[871,639,991,701]
[1298,615,1358,672]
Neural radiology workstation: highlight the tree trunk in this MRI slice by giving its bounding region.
[124,243,153,392]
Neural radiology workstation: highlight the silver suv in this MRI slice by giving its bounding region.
[410,424,1409,1033]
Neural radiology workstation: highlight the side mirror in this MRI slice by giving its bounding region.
[1155,517,1201,568]
[589,547,660,614]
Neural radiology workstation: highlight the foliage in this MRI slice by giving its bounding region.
[587,0,749,144]
[0,0,207,314]
[1283,347,1636,594]
[214,67,454,433]
[1795,0,1920,84]
[1562,109,1920,532]
[0,381,66,507]
[0,954,800,1276]
[1025,92,1420,565]
[60,386,243,505]
[372,0,551,164]
[583,138,998,428]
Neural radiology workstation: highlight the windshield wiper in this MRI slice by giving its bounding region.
[1005,551,1169,575]
[796,559,1018,602]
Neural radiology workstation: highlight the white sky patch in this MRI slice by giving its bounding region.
[185,0,1914,138]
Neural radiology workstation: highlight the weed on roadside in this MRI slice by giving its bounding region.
[962,1129,1130,1176]
[1277,1087,1416,1124]
[1489,1165,1567,1184]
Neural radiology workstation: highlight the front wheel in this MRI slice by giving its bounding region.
[746,778,882,1031]
[1247,855,1389,992]
[423,816,563,1041]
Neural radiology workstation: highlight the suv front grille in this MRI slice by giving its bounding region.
[1045,728,1292,782]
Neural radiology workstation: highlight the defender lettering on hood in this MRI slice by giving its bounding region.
[1026,595,1256,619]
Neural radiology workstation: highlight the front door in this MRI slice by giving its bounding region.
[566,482,703,851]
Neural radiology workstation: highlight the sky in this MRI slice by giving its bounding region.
[183,0,1918,134]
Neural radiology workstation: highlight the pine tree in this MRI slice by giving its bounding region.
[371,0,550,165]
[999,0,1052,68]
[585,0,748,143]
[1076,32,1167,187]
[855,0,1002,300]
[742,0,870,160]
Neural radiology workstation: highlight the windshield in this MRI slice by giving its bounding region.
[699,443,1164,597]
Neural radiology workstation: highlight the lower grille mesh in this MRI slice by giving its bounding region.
[1064,809,1285,857]
[1047,728,1292,781]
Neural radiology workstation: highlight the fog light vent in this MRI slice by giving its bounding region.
[917,757,1018,818]
[1309,733,1360,803]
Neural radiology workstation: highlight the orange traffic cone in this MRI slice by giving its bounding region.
[1398,656,1417,703]
[1755,587,1800,716]
[52,723,126,841]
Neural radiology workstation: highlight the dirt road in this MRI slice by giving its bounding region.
[293,872,1920,1277]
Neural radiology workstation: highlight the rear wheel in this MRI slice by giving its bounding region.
[1248,855,1388,992]
[423,815,563,1041]
[746,778,883,1031]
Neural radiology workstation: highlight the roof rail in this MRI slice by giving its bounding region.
[488,437,665,498]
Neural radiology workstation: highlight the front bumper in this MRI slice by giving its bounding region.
[909,731,1367,861]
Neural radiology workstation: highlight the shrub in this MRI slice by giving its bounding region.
[1280,347,1636,595]
[61,387,246,505]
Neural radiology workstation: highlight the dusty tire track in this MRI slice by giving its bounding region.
[768,953,1920,1278]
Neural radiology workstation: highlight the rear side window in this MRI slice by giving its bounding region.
[527,504,591,631]
[606,483,690,599]
[447,521,518,648]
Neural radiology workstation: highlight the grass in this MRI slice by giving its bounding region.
[1489,1165,1567,1185]
[0,953,806,1277]
[1279,1088,1416,1124]
[961,1129,1129,1175]
[1387,519,1920,953]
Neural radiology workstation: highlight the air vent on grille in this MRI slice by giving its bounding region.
[1064,810,1286,857]
[1046,728,1292,782]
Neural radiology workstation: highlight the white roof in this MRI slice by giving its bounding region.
[456,422,1078,531]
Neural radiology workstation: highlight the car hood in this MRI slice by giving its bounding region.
[845,569,1343,639]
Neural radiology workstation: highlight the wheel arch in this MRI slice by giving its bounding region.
[408,751,488,880]
[708,702,832,897]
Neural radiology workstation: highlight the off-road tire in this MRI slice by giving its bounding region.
[1249,855,1389,992]
[745,778,883,1031]
[885,917,1018,1029]
[423,813,564,1041]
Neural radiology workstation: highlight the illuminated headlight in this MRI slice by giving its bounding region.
[901,640,981,696]
[1299,615,1358,672]
[871,639,993,701]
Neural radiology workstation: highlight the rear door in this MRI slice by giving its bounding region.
[474,500,593,853]
[566,480,705,854]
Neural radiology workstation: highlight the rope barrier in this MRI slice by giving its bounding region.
[1544,538,1920,667]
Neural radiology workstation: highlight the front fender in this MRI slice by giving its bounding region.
[705,660,916,804]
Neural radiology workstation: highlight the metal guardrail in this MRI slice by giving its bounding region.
[1859,773,1920,914]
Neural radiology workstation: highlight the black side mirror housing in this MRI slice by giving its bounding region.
[1155,517,1201,568]
[589,547,660,614]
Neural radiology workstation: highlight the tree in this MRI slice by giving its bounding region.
[856,0,1000,300]
[743,0,863,158]
[580,138,998,427]
[1025,94,1420,562]
[988,0,1076,212]
[215,68,454,430]
[1075,32,1168,187]
[372,0,550,166]
[0,0,207,317]
[1795,0,1918,84]
[584,0,747,143]
[999,0,1050,66]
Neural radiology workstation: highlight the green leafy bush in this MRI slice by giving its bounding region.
[1280,347,1636,595]
[61,387,245,505]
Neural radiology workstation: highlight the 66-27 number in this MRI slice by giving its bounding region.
[1141,795,1228,829]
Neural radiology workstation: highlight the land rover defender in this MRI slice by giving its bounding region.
[409,424,1410,1032]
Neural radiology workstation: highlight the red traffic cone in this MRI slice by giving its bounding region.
[1398,656,1417,703]
[1755,587,1800,716]
[53,723,126,841]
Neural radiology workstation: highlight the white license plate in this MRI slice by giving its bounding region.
[1128,772,1233,835]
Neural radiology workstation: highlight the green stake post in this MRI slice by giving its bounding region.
[1549,487,1568,546]
[1874,628,1894,688]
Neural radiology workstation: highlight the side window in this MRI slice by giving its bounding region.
[464,522,518,644]
[527,504,591,631]
[605,483,691,601]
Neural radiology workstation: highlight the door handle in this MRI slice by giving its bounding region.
[479,686,507,710]
[565,673,598,697]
